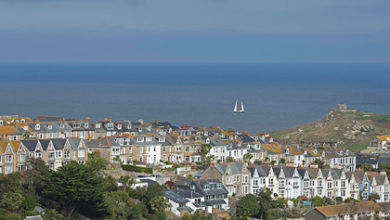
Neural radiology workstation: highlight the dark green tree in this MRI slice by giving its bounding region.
[314,159,326,169]
[85,152,108,172]
[243,153,254,163]
[256,188,273,220]
[236,194,260,219]
[41,161,109,218]
[369,193,380,202]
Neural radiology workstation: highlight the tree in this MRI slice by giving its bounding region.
[104,191,133,219]
[359,163,375,171]
[256,188,273,220]
[236,194,260,219]
[279,158,286,164]
[314,159,326,169]
[25,158,49,195]
[243,153,254,163]
[85,152,108,172]
[369,193,380,202]
[271,160,276,165]
[205,155,215,167]
[119,175,134,192]
[41,161,109,218]
[23,131,31,139]
[311,196,325,207]
[226,156,235,163]
[43,209,64,220]
[200,144,212,166]
[254,159,262,165]
[149,196,169,214]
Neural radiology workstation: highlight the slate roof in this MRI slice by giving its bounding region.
[164,190,189,204]
[68,138,81,150]
[237,134,255,143]
[51,139,67,150]
[86,137,119,148]
[22,140,38,151]
[214,163,244,175]
[39,140,50,151]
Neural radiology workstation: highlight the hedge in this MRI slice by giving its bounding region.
[122,165,153,173]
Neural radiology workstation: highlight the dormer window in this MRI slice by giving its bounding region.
[206,138,210,144]
[35,124,40,130]
[106,123,114,129]
[159,137,165,142]
[74,123,81,128]
[48,124,52,129]
[137,137,143,142]
[21,119,25,123]
[59,123,64,128]
[0,120,3,126]
[95,123,101,129]
[117,124,122,130]
[84,123,89,128]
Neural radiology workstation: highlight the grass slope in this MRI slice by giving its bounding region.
[270,111,390,151]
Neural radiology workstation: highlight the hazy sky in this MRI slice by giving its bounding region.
[1,0,389,63]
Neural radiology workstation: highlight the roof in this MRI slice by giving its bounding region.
[314,201,381,217]
[377,135,390,142]
[164,190,189,204]
[22,140,39,152]
[214,163,244,176]
[0,125,17,135]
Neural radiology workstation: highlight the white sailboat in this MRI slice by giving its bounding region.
[233,99,245,113]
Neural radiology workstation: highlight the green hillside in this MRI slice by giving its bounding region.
[270,111,390,151]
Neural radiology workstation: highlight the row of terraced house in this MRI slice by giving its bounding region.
[201,162,390,203]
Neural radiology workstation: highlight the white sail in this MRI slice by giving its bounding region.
[240,101,245,112]
[233,99,239,112]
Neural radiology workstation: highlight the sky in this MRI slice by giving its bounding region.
[0,0,390,63]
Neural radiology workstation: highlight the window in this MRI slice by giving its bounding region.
[0,155,2,163]
[253,179,258,186]
[318,180,322,187]
[243,185,248,194]
[318,189,322,196]
[341,189,346,197]
[112,147,120,155]
[341,181,346,187]
[55,151,62,158]
[55,160,62,169]
[78,150,85,158]
[328,182,332,189]
[140,147,143,153]
[18,154,25,162]
[280,180,285,188]
[269,178,274,185]
[6,155,12,163]
[49,162,54,169]
[243,175,248,183]
[64,151,70,159]
[304,181,309,188]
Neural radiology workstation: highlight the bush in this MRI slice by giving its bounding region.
[122,165,153,173]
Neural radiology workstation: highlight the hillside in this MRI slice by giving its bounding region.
[270,110,390,151]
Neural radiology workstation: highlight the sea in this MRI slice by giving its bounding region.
[1,63,390,133]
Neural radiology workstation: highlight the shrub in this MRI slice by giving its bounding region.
[122,165,153,173]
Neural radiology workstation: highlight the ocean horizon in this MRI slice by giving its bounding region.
[1,63,390,133]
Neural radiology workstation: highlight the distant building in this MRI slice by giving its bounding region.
[334,104,357,113]
[305,201,381,220]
